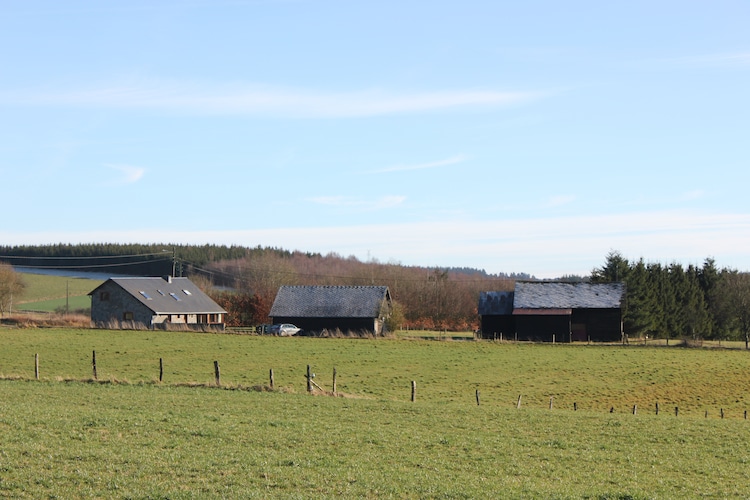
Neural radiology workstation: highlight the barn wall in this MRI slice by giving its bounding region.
[571,309,622,342]
[480,315,515,340]
[514,315,571,342]
[272,316,378,336]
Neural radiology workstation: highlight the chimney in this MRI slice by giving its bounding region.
[163,275,172,284]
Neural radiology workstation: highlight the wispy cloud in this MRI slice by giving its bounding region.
[545,195,576,208]
[105,163,145,185]
[307,195,406,209]
[660,51,750,69]
[0,79,546,118]
[365,155,468,174]
[679,189,706,201]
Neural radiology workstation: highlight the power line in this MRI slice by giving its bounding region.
[0,252,168,260]
[11,257,172,270]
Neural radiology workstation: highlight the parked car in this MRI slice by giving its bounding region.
[269,323,301,336]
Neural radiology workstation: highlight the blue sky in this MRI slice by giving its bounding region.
[1,1,749,278]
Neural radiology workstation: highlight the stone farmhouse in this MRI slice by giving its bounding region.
[89,276,226,330]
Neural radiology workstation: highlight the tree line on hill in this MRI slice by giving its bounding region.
[200,250,517,330]
[0,244,522,329]
[2,244,748,342]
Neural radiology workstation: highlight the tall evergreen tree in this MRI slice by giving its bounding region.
[591,251,630,283]
[622,259,657,337]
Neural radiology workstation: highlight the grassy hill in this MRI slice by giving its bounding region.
[13,273,102,312]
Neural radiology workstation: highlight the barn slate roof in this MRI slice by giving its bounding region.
[270,285,391,318]
[89,277,227,315]
[513,281,625,310]
[478,291,515,315]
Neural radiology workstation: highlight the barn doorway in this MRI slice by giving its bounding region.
[571,323,587,342]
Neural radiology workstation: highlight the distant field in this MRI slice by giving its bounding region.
[13,273,102,311]
[2,330,750,498]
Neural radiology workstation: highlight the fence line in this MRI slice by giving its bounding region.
[9,352,750,419]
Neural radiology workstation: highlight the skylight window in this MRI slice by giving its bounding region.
[169,292,181,301]
[157,290,165,296]
[139,291,152,300]
[183,289,192,295]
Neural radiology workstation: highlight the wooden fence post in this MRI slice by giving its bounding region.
[549,396,554,410]
[35,353,39,380]
[92,350,97,380]
[159,358,163,383]
[307,365,312,393]
[574,402,577,411]
[655,402,660,415]
[516,395,522,409]
[476,390,480,406]
[411,381,416,402]
[721,408,725,419]
[269,368,274,390]
[333,368,337,395]
[675,406,679,417]
[214,360,221,386]
[633,404,637,415]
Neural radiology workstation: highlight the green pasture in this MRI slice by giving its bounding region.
[13,295,92,313]
[2,329,750,497]
[3,329,750,414]
[2,380,750,499]
[12,273,101,311]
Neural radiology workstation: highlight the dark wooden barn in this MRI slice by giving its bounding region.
[269,285,392,336]
[477,291,515,340]
[512,281,625,342]
[478,282,625,342]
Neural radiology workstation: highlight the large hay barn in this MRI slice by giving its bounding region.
[479,282,625,342]
[269,285,392,336]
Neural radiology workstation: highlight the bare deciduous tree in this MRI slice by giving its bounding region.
[0,263,25,317]
[714,271,750,349]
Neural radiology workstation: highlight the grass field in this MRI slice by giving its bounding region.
[12,273,102,312]
[2,328,750,497]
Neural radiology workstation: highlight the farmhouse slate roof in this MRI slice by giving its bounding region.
[89,277,227,315]
[270,285,391,318]
[513,281,624,310]
[477,291,515,315]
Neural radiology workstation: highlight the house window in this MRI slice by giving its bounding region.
[123,312,134,321]
[100,291,110,301]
